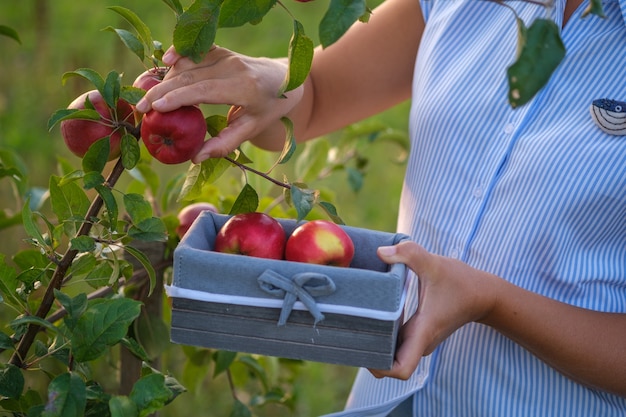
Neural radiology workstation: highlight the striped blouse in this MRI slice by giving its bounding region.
[324,0,626,415]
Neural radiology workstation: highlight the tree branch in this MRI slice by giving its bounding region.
[10,158,127,367]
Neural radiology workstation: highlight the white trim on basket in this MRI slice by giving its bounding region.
[165,281,409,322]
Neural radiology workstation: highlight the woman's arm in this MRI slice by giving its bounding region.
[372,241,626,398]
[135,0,424,161]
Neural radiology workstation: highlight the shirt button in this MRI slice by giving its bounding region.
[449,247,460,259]
[503,123,515,134]
[473,186,484,198]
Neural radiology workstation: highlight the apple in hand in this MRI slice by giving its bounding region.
[177,202,218,238]
[285,220,355,267]
[133,67,168,92]
[132,66,168,123]
[60,90,134,160]
[140,106,206,164]
[214,212,286,260]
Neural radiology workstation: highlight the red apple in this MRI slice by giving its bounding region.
[133,67,168,92]
[214,212,286,260]
[60,90,134,160]
[140,106,206,164]
[285,220,355,267]
[177,202,218,238]
[132,67,168,124]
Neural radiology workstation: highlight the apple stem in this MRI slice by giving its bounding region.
[224,156,291,189]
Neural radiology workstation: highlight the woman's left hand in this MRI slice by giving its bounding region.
[369,241,497,380]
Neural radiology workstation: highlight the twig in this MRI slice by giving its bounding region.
[224,156,291,189]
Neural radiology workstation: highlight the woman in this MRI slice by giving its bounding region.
[137,0,626,415]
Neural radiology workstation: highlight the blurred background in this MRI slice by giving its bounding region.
[0,1,410,415]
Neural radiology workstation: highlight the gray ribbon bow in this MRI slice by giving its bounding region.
[257,269,336,326]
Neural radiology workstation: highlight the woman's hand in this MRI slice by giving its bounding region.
[135,45,303,162]
[370,241,626,397]
[369,241,497,380]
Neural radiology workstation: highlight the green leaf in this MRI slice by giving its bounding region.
[319,0,366,48]
[120,86,146,107]
[317,201,344,224]
[124,245,157,296]
[173,0,223,64]
[162,0,184,15]
[0,25,21,44]
[124,193,153,224]
[289,183,318,221]
[163,374,186,403]
[49,175,90,236]
[129,373,173,417]
[295,138,330,182]
[230,399,252,417]
[70,298,142,362]
[95,184,119,230]
[0,365,24,399]
[582,0,605,18]
[213,350,237,377]
[11,315,59,335]
[103,27,145,63]
[47,108,100,131]
[0,331,14,350]
[109,395,139,417]
[21,198,46,246]
[69,253,97,280]
[236,355,269,390]
[229,183,259,215]
[107,6,153,52]
[54,290,88,331]
[346,166,364,192]
[70,236,96,252]
[59,169,85,186]
[218,0,277,28]
[507,18,565,108]
[127,217,168,242]
[82,171,106,190]
[62,68,105,93]
[133,314,170,360]
[205,114,228,136]
[84,261,115,289]
[42,372,86,417]
[121,134,141,170]
[177,158,231,201]
[120,337,151,363]
[103,71,122,111]
[82,137,110,173]
[278,20,313,95]
[0,254,20,308]
[277,117,297,165]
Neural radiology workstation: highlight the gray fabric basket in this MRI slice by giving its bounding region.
[167,212,410,369]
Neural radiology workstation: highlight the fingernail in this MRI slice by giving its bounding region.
[162,49,175,65]
[192,152,210,164]
[135,99,148,113]
[151,98,165,111]
[378,246,397,257]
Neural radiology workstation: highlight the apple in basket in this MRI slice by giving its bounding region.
[285,220,355,267]
[213,212,287,260]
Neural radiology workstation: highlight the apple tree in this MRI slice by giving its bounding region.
[0,0,605,416]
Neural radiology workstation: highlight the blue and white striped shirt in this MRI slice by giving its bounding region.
[324,0,626,415]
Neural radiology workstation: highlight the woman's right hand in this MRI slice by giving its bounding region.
[135,45,304,162]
